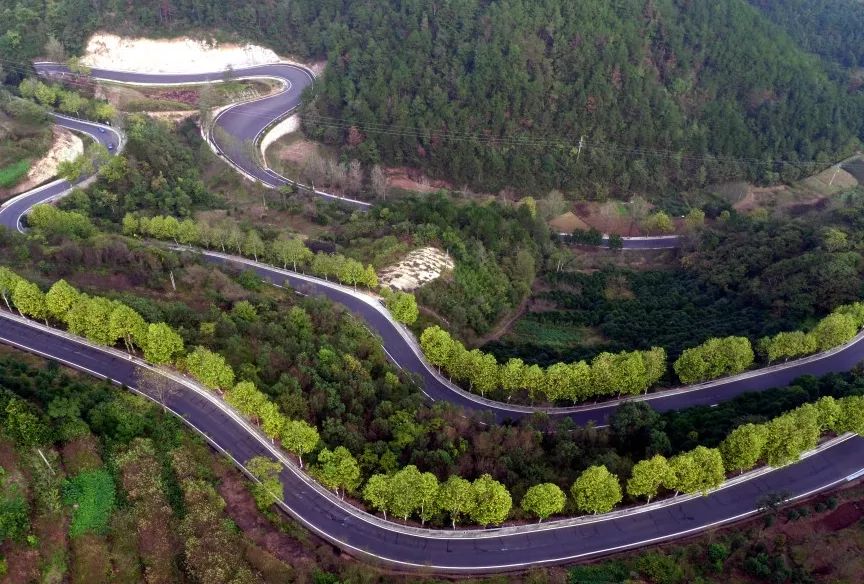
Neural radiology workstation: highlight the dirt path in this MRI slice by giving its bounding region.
[476,295,530,345]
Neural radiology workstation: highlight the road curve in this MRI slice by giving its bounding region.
[197,250,864,426]
[33,62,683,247]
[1,311,862,573]
[0,114,121,232]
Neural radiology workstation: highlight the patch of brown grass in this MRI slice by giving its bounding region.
[61,435,103,476]
[69,534,111,584]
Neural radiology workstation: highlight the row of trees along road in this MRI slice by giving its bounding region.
[121,212,419,325]
[3,268,863,527]
[421,325,666,403]
[424,300,864,404]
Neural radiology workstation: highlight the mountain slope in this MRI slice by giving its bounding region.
[2,0,862,200]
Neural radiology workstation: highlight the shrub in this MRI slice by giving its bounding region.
[62,469,116,536]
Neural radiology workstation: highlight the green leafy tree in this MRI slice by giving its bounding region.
[571,465,622,514]
[280,419,319,468]
[0,267,24,311]
[667,447,725,495]
[469,350,499,397]
[836,395,864,435]
[273,237,313,271]
[12,280,48,323]
[177,219,200,245]
[814,396,842,432]
[719,423,768,473]
[45,279,80,321]
[185,346,235,391]
[810,312,857,351]
[627,455,673,503]
[762,406,821,466]
[245,456,284,513]
[260,402,286,442]
[590,352,620,397]
[316,447,360,499]
[437,476,475,529]
[642,347,668,389]
[684,208,706,231]
[311,253,340,281]
[337,257,367,289]
[500,357,526,402]
[108,304,148,353]
[673,337,754,384]
[244,230,265,262]
[523,363,548,402]
[834,302,864,329]
[225,381,269,424]
[470,474,512,526]
[389,465,425,521]
[386,291,419,325]
[415,470,440,526]
[521,483,566,522]
[643,211,674,234]
[759,330,818,363]
[363,474,395,520]
[143,322,184,364]
[420,326,455,370]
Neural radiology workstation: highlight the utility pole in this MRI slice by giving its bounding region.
[828,165,841,187]
[576,135,585,162]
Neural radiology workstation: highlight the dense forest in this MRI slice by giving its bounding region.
[2,0,864,199]
[749,0,864,71]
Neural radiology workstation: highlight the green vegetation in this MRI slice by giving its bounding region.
[673,336,754,384]
[62,469,115,536]
[421,324,666,404]
[485,266,791,368]
[0,159,30,189]
[3,1,864,202]
[18,79,116,122]
[749,0,864,69]
[0,90,52,190]
[0,353,302,583]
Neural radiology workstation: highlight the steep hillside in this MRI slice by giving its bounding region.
[2,0,863,200]
[749,0,864,70]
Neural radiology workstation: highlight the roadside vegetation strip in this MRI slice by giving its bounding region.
[117,209,864,408]
[1,307,862,542]
[6,265,864,527]
[0,160,31,189]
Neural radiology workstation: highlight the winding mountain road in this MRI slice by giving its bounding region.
[0,62,860,572]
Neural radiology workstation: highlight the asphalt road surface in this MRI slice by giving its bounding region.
[199,251,864,426]
[2,311,862,573]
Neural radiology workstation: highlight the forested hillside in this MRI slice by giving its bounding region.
[749,0,864,70]
[1,0,863,200]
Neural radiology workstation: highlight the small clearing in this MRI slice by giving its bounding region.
[81,32,323,76]
[385,166,455,194]
[710,156,862,216]
[379,247,455,291]
[8,126,83,196]
[548,211,591,233]
[571,201,648,236]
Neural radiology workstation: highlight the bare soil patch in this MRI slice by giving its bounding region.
[548,211,591,233]
[82,32,324,76]
[571,201,646,236]
[7,127,83,197]
[822,501,864,531]
[379,247,455,291]
[385,166,454,194]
